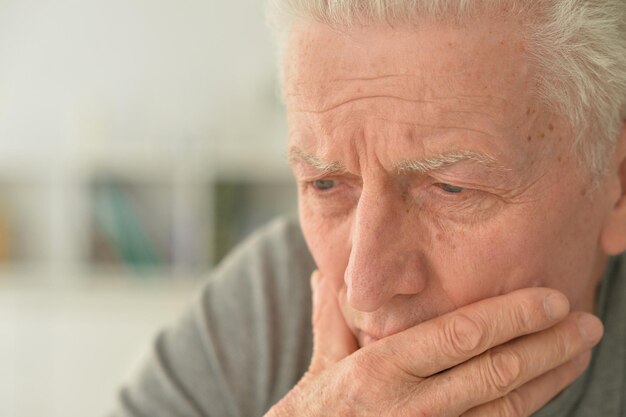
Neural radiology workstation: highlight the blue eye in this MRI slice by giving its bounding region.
[313,179,336,191]
[437,183,465,194]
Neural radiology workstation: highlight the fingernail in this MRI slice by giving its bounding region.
[577,315,604,344]
[544,292,569,320]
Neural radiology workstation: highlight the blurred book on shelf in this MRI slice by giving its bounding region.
[90,177,172,274]
[0,183,47,271]
[88,175,298,277]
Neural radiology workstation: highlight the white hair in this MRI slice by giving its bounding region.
[267,0,626,175]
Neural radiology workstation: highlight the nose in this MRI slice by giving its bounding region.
[344,188,427,312]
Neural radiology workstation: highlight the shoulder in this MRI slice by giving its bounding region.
[184,216,315,414]
[214,216,315,286]
[204,216,316,311]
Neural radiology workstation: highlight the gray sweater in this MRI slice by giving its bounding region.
[111,217,626,417]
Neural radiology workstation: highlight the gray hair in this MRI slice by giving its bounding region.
[267,0,626,175]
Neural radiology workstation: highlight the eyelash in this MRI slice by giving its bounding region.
[435,183,465,194]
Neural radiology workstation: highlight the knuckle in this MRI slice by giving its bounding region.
[511,300,536,332]
[351,349,380,378]
[351,348,396,382]
[442,313,486,357]
[483,350,523,395]
[553,319,582,357]
[498,390,528,417]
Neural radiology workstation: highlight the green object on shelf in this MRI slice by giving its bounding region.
[93,181,163,270]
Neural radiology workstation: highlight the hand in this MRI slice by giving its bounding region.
[266,271,604,417]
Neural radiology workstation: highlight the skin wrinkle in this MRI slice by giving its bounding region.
[291,94,441,115]
[447,109,498,119]
[289,145,531,209]
[289,110,544,199]
[288,73,418,84]
[289,132,541,204]
[373,118,497,139]
[285,91,514,113]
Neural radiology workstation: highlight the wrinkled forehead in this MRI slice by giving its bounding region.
[283,20,529,96]
[279,16,575,180]
[282,18,536,127]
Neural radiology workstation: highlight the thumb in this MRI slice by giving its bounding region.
[309,270,358,376]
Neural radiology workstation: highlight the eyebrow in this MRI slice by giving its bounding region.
[288,148,347,174]
[395,150,500,173]
[288,148,501,175]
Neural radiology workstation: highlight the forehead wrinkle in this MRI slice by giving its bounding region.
[375,118,497,139]
[395,150,504,174]
[288,73,417,86]
[288,148,347,174]
[291,94,437,115]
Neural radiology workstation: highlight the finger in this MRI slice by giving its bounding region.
[380,287,571,377]
[426,312,603,416]
[309,270,358,375]
[461,351,592,417]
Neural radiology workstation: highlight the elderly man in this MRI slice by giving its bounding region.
[112,1,626,416]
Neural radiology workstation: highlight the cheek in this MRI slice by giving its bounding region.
[433,195,602,310]
[299,198,353,290]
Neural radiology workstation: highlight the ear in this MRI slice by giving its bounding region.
[600,122,626,255]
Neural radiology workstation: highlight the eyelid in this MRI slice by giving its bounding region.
[437,183,465,193]
[298,171,361,185]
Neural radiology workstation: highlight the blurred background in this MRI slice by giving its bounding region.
[0,1,297,416]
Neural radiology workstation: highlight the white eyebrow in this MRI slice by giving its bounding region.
[288,148,501,175]
[287,148,346,174]
[395,150,499,173]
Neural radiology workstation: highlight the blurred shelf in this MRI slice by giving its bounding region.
[0,148,298,283]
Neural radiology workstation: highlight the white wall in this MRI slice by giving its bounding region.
[0,0,284,152]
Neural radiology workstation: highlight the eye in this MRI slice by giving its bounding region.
[313,179,337,191]
[436,183,465,194]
